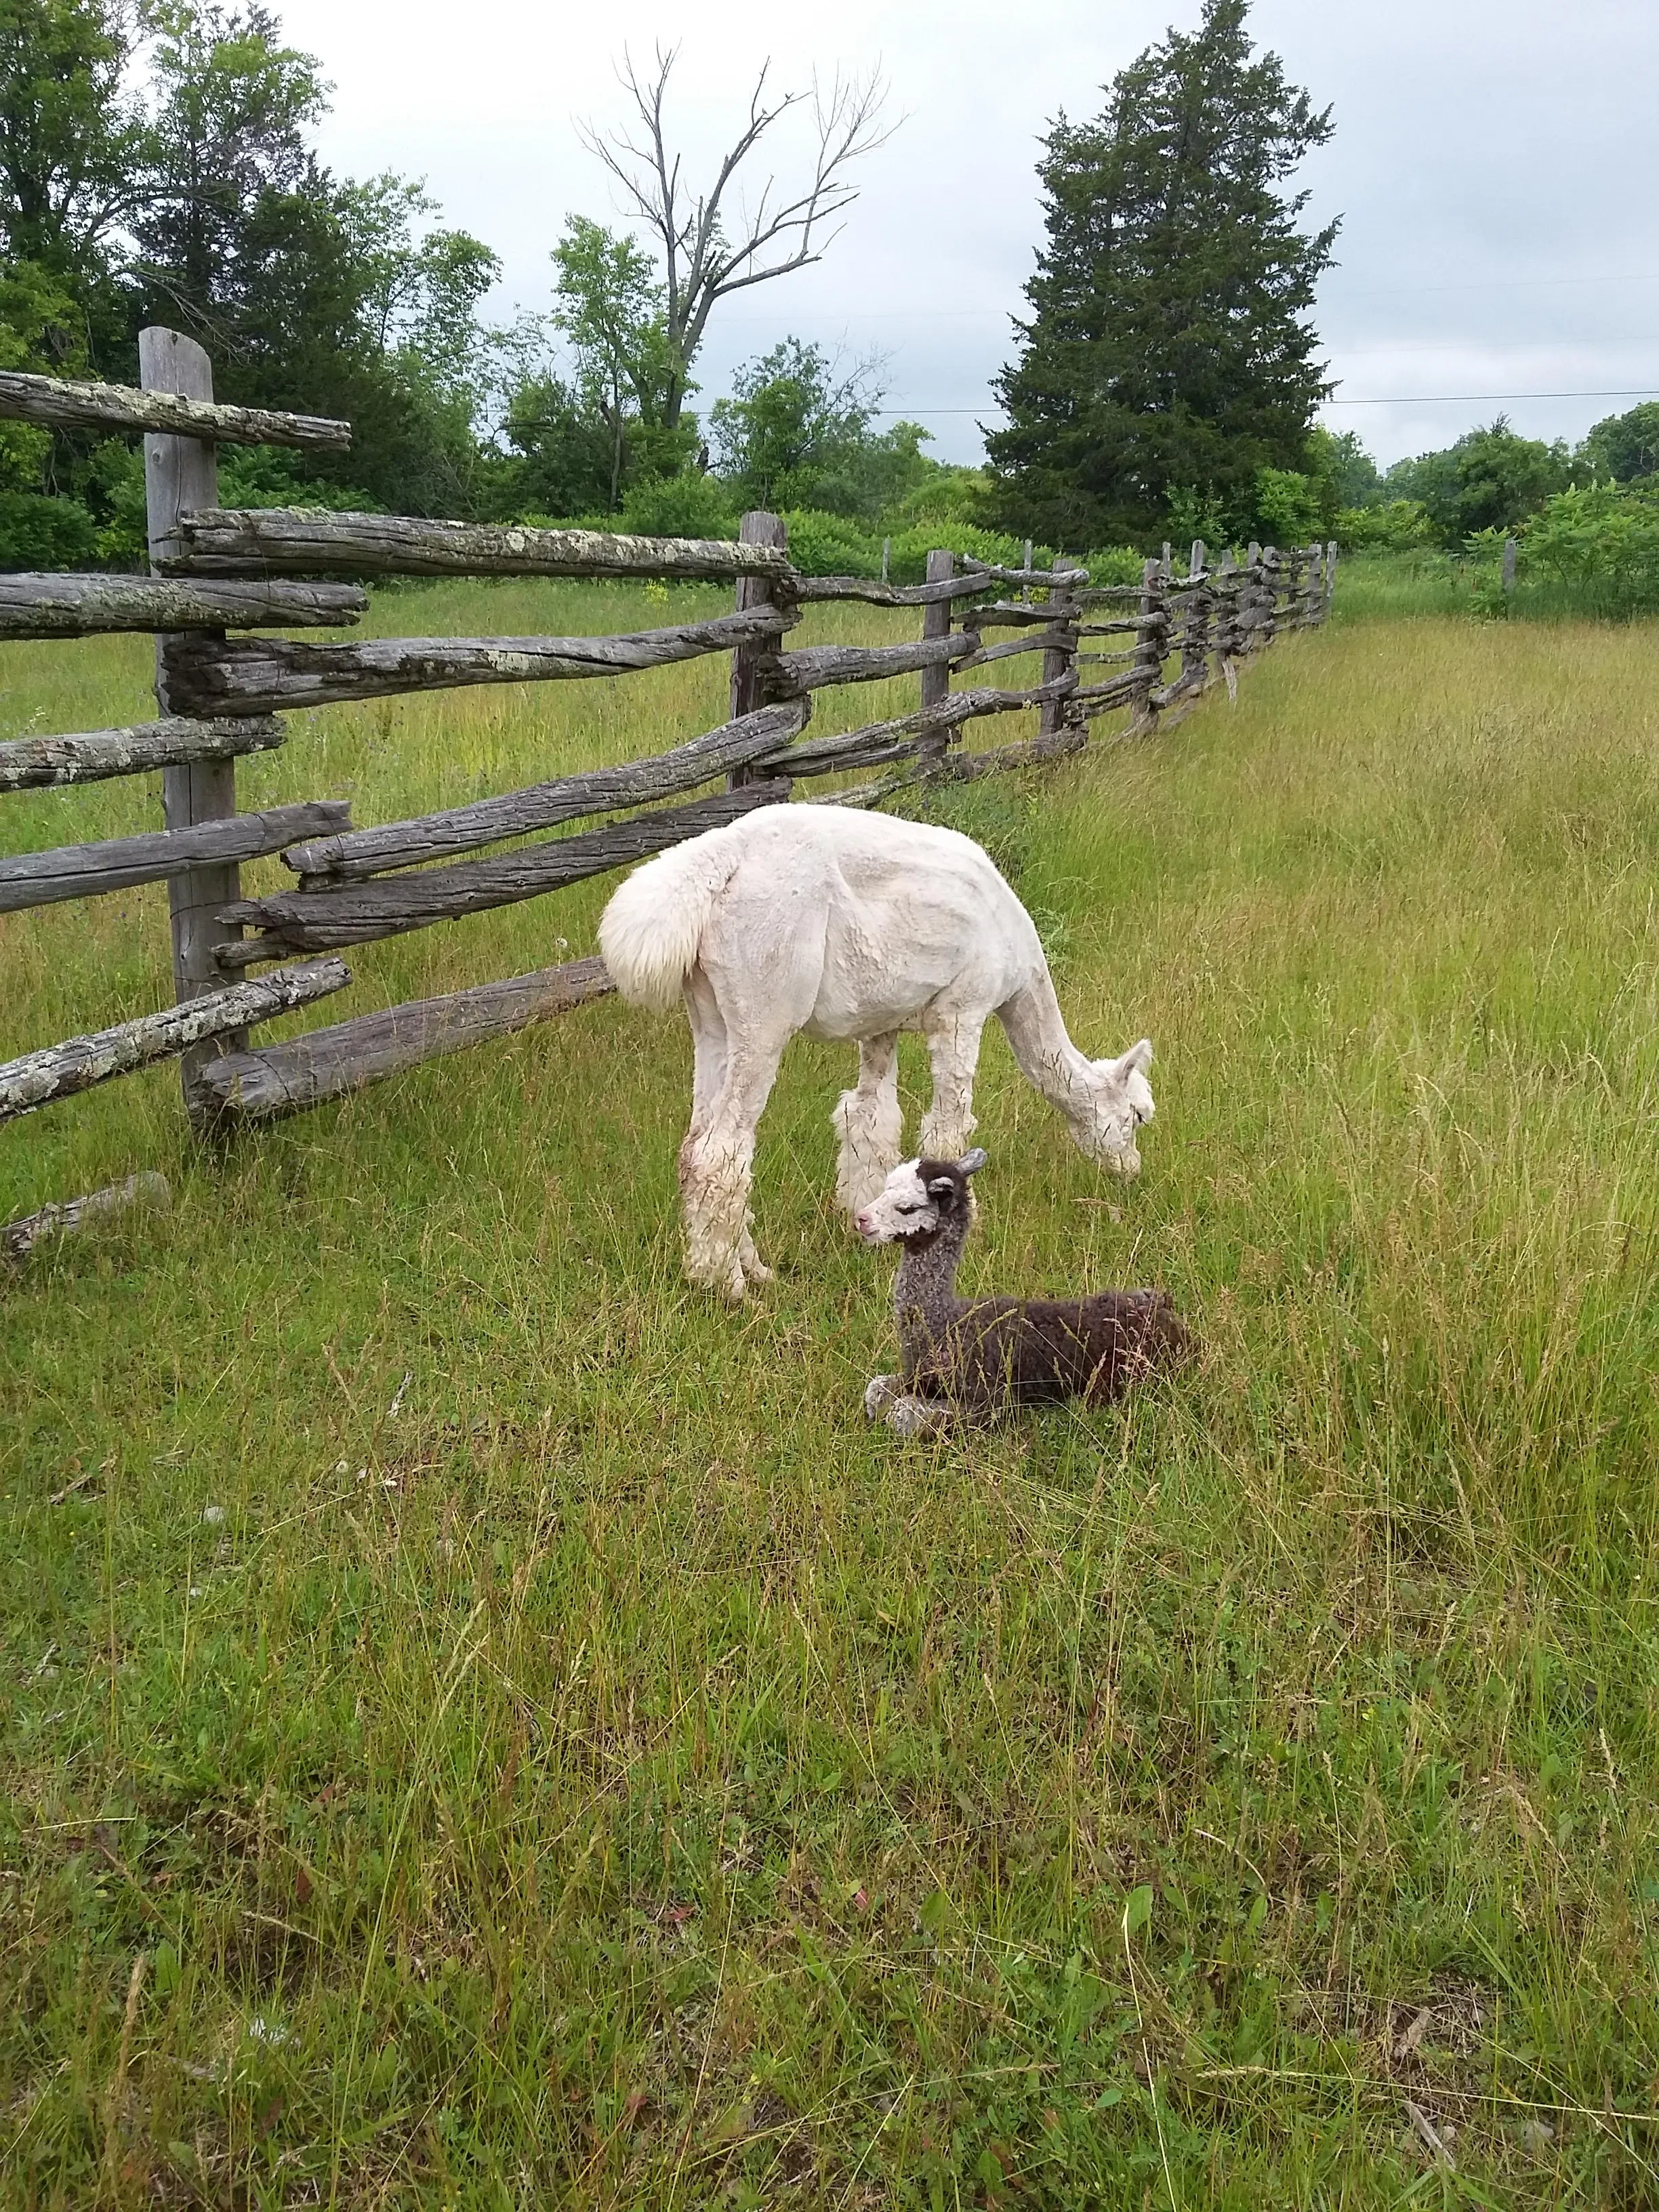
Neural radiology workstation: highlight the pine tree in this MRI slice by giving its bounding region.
[985,0,1336,551]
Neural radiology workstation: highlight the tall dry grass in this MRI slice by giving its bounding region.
[2,596,1656,2205]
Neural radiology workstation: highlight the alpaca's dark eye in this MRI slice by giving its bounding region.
[896,1203,920,1214]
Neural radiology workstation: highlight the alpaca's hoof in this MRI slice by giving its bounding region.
[687,1258,748,1303]
[886,1393,953,1439]
[867,1383,954,1438]
[740,1250,774,1286]
[864,1374,901,1420]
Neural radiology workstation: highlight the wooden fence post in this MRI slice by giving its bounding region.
[1186,539,1209,694]
[729,510,788,783]
[1132,556,1164,731]
[1324,539,1340,619]
[1023,539,1033,605]
[1039,553,1076,737]
[1250,544,1276,651]
[1502,535,1517,598]
[920,550,955,708]
[1309,541,1336,628]
[1281,547,1304,632]
[140,326,243,1128]
[1213,550,1235,683]
[1180,569,1212,697]
[881,536,891,584]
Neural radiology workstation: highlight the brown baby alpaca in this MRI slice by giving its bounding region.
[886,1154,1189,1418]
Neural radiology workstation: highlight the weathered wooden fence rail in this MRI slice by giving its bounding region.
[0,328,1335,1210]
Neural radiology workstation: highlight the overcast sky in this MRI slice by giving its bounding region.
[273,0,1659,472]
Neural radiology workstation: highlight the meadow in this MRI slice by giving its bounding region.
[3,579,1658,2206]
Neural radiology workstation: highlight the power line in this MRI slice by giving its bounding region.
[1323,386,1659,406]
[867,386,1659,416]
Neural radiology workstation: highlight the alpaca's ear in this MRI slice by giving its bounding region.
[1113,1038,1153,1080]
[926,1174,960,1201]
[958,1147,989,1176]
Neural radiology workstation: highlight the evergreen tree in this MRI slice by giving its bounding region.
[985,0,1336,550]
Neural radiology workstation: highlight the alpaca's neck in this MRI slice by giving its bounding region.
[894,1213,968,1348]
[997,967,1100,1122]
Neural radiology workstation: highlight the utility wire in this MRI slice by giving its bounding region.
[869,387,1659,415]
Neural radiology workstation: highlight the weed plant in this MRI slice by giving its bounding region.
[2,588,1657,2204]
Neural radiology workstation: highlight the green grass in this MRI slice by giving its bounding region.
[1334,547,1659,626]
[1329,552,1473,622]
[4,586,1659,2206]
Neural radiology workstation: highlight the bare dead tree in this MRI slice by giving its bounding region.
[578,45,895,429]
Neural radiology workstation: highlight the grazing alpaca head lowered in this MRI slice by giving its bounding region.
[1062,1038,1155,1179]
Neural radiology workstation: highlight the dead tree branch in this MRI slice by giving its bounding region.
[577,45,895,423]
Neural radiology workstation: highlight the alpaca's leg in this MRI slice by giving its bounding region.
[682,972,771,1286]
[680,1039,787,1301]
[919,1013,987,1160]
[683,968,727,1141]
[834,1031,903,1214]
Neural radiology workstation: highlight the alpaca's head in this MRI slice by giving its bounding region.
[855,1148,987,1246]
[1069,1038,1155,1178]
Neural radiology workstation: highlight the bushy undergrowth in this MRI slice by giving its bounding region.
[3,598,1658,2205]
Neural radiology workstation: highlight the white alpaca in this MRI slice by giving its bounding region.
[599,806,1155,1300]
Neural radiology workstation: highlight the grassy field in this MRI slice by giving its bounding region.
[3,587,1659,2206]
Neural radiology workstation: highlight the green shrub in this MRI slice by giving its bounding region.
[779,509,884,577]
[619,472,737,541]
[882,521,1041,585]
[0,491,98,570]
[1337,498,1437,553]
[1254,465,1327,545]
[1517,483,1659,605]
[1078,545,1147,585]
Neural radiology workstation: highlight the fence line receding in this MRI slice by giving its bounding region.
[0,329,1335,1202]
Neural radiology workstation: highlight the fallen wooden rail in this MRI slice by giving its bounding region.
[3,1172,171,1263]
[163,508,798,581]
[0,959,352,1123]
[958,628,1074,670]
[0,800,350,913]
[0,716,284,792]
[0,572,365,640]
[750,679,1075,779]
[944,724,1091,781]
[794,572,1006,609]
[218,783,790,961]
[0,368,352,451]
[160,607,796,716]
[197,957,614,1121]
[284,700,808,881]
[771,634,978,696]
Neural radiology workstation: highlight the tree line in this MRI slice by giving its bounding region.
[28,0,1607,584]
[1326,406,1659,554]
[1,0,1367,578]
[0,5,975,569]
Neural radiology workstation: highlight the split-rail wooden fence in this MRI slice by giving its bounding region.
[0,329,1335,1237]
